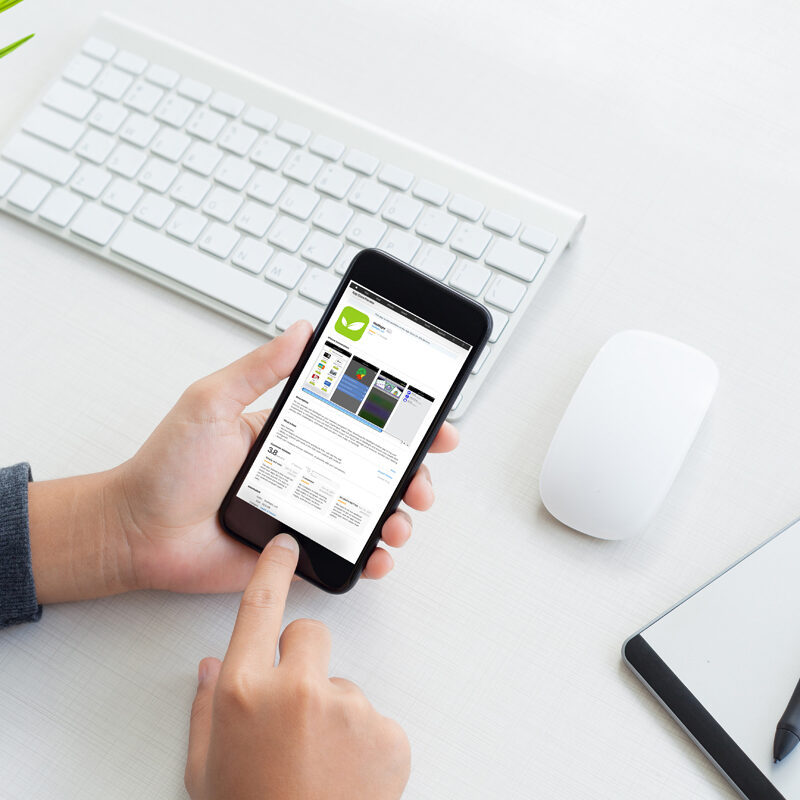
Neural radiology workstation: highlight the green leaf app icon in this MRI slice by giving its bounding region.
[335,306,369,341]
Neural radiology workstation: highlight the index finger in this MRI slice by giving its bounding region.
[224,534,299,669]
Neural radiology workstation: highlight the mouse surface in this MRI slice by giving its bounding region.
[539,330,718,540]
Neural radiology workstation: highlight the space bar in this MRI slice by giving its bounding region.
[111,222,287,324]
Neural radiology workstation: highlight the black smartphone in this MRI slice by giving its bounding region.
[219,249,491,593]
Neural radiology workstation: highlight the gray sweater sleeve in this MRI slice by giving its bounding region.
[0,463,41,628]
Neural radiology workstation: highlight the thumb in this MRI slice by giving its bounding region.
[185,657,223,797]
[190,320,312,418]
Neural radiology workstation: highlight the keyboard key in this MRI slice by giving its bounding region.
[266,252,306,288]
[43,80,97,120]
[2,133,79,184]
[124,80,163,114]
[94,67,134,101]
[276,121,310,146]
[112,222,286,323]
[119,113,159,148]
[219,122,258,156]
[313,199,352,235]
[8,173,51,212]
[70,202,122,245]
[216,155,255,191]
[184,142,223,176]
[63,54,102,87]
[0,162,21,197]
[155,95,195,128]
[178,78,212,103]
[88,99,128,133]
[82,36,116,61]
[382,193,423,229]
[134,192,175,228]
[346,214,386,248]
[315,164,355,199]
[243,107,277,132]
[484,209,520,237]
[108,144,147,179]
[199,222,240,259]
[309,135,345,161]
[166,208,207,243]
[301,230,342,268]
[448,193,483,221]
[379,229,421,263]
[114,50,148,75]
[76,130,115,164]
[232,237,273,273]
[276,296,322,330]
[139,157,179,193]
[448,259,490,296]
[70,164,111,200]
[471,345,490,375]
[412,179,448,206]
[267,217,309,252]
[146,64,179,89]
[344,149,379,175]
[412,244,455,280]
[279,185,319,220]
[485,274,526,312]
[235,200,275,237]
[416,207,456,243]
[39,187,82,226]
[283,151,323,185]
[485,238,544,281]
[103,178,143,213]
[451,222,491,258]
[251,137,290,170]
[378,163,413,191]
[520,224,557,253]
[171,172,211,207]
[487,307,508,343]
[23,107,84,150]
[246,169,287,205]
[299,267,339,304]
[349,179,388,214]
[334,244,359,275]
[187,108,226,142]
[203,186,243,222]
[210,91,245,117]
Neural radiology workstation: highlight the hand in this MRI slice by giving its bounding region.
[185,533,410,800]
[28,321,458,603]
[116,321,458,593]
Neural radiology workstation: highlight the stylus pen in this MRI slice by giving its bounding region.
[773,677,800,762]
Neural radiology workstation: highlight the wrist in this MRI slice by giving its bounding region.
[28,467,138,604]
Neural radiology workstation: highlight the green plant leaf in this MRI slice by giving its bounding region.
[0,32,33,58]
[0,0,26,14]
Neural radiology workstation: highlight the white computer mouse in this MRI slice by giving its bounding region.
[539,330,718,540]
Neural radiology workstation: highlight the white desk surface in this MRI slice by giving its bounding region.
[1,1,799,797]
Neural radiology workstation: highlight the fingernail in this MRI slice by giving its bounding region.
[287,319,308,334]
[198,660,208,684]
[268,533,299,553]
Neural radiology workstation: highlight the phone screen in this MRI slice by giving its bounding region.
[235,279,472,563]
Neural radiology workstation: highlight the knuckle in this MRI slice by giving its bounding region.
[383,718,411,760]
[242,585,280,612]
[217,669,259,715]
[291,672,321,704]
[287,617,330,640]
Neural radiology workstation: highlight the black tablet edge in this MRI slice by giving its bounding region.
[623,634,784,800]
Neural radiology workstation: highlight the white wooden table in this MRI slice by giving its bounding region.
[2,1,799,797]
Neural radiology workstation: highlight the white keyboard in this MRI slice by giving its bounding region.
[0,15,584,420]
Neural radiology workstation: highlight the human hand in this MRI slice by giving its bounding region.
[28,321,457,604]
[114,320,458,593]
[185,533,410,800]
